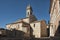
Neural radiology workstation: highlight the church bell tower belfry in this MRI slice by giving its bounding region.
[25,4,37,23]
[26,5,33,17]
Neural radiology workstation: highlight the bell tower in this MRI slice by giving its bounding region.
[26,4,33,17]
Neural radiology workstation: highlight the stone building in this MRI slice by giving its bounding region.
[49,0,60,37]
[0,28,6,37]
[6,5,47,38]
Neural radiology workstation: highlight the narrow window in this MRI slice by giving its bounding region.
[18,24,19,28]
[28,12,29,16]
[52,25,53,28]
[34,24,35,27]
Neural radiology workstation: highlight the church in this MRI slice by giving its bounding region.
[6,5,48,38]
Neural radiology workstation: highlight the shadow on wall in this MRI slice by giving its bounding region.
[0,29,26,38]
[55,21,60,37]
[30,26,35,38]
[0,26,34,39]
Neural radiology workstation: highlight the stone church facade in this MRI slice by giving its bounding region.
[6,5,48,38]
[49,0,60,37]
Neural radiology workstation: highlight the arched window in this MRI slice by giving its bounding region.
[28,12,29,16]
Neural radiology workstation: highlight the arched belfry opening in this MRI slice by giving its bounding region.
[26,4,33,17]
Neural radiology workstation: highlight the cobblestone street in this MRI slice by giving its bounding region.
[0,37,60,40]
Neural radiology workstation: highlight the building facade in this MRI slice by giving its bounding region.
[49,0,60,37]
[6,5,47,38]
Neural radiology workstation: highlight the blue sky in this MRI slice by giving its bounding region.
[0,0,50,28]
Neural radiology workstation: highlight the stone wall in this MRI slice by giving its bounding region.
[41,20,47,37]
[49,0,60,37]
